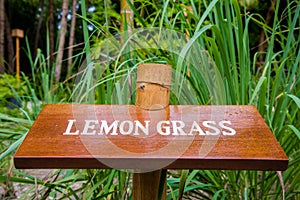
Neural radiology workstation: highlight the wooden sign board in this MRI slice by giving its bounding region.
[14,104,288,171]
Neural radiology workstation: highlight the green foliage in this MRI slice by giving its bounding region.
[0,74,28,118]
[0,74,26,99]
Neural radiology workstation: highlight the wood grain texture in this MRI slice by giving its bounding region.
[136,83,170,110]
[133,170,163,200]
[14,104,288,171]
[135,63,172,110]
[133,63,170,200]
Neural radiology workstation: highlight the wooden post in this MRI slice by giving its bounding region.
[12,29,24,80]
[133,63,172,200]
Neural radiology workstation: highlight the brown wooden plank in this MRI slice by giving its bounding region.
[14,104,288,170]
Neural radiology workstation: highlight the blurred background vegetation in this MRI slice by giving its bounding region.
[0,0,293,78]
[0,0,299,199]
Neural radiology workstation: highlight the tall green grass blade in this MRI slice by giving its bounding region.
[126,0,147,27]
[250,77,267,105]
[178,170,188,199]
[0,133,26,160]
[81,0,91,65]
[212,189,225,200]
[288,125,300,140]
[288,94,300,108]
[194,0,218,33]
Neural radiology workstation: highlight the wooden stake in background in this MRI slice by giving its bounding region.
[133,63,172,200]
[12,29,24,81]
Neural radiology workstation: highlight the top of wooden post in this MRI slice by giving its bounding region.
[136,64,172,88]
[12,29,24,38]
[135,63,172,110]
